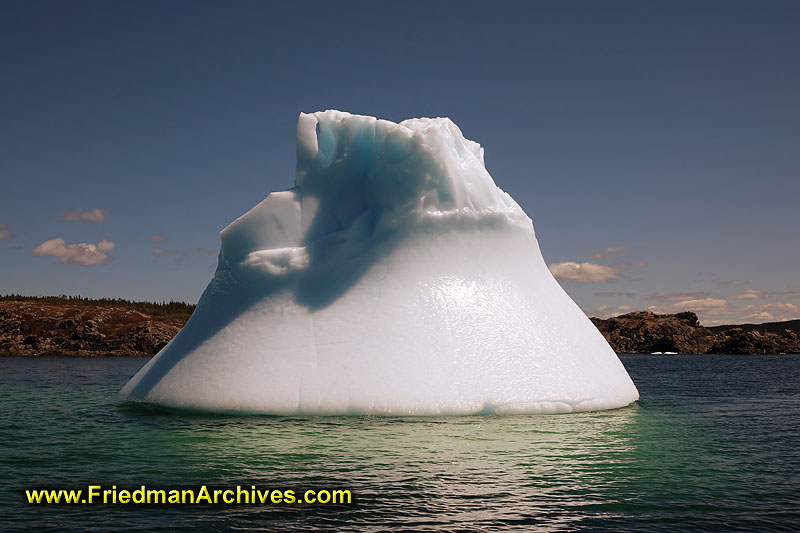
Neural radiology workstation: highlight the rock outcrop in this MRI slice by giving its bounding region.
[591,311,800,354]
[0,300,184,357]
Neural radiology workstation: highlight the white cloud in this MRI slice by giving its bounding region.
[739,306,800,323]
[730,289,800,300]
[594,304,633,319]
[59,208,108,223]
[741,303,799,313]
[595,296,800,326]
[151,234,166,243]
[33,238,115,266]
[670,298,730,312]
[586,246,627,260]
[745,311,775,322]
[732,289,767,299]
[732,290,759,299]
[549,261,622,283]
[717,279,749,287]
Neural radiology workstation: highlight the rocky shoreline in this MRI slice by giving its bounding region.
[1,299,799,356]
[0,299,184,357]
[591,311,800,355]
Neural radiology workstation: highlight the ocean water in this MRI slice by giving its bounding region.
[1,355,798,531]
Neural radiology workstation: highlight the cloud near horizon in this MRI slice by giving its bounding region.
[639,298,800,326]
[0,222,9,240]
[669,298,730,312]
[549,261,622,283]
[591,285,800,326]
[595,304,632,318]
[151,234,166,243]
[741,302,799,313]
[33,238,115,265]
[59,208,108,223]
[717,279,749,287]
[586,246,627,260]
[732,289,769,299]
[731,289,800,300]
[593,291,723,303]
[738,303,800,323]
[646,292,721,302]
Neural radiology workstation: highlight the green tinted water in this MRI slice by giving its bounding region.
[1,355,798,531]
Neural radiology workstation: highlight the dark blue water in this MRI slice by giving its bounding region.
[1,355,799,531]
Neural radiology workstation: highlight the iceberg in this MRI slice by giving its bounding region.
[120,110,639,415]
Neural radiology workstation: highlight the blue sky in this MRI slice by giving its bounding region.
[2,0,798,326]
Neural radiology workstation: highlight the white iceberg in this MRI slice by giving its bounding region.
[120,110,639,415]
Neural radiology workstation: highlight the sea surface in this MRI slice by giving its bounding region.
[1,355,798,532]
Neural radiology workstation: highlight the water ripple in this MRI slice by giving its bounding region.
[1,355,799,531]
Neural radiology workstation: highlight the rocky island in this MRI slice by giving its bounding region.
[1,297,798,356]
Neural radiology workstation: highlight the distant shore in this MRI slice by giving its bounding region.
[1,296,799,357]
[0,296,192,357]
[591,311,800,355]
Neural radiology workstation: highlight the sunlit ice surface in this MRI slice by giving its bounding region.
[120,110,638,414]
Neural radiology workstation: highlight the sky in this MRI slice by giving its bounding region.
[1,0,799,326]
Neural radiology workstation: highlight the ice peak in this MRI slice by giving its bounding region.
[219,111,529,272]
[294,110,510,217]
[296,110,485,173]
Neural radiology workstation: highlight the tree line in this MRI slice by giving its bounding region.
[0,294,196,319]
